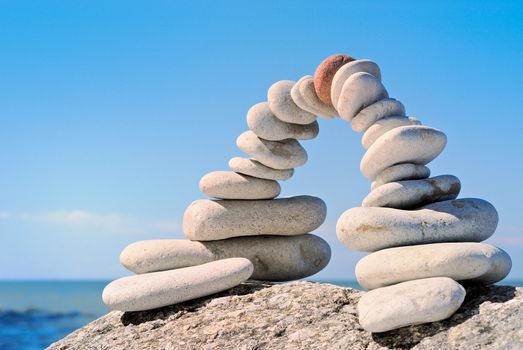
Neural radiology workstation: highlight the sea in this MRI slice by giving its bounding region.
[0,279,520,350]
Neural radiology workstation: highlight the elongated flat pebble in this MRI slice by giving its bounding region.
[362,116,421,149]
[358,277,466,333]
[183,195,327,241]
[237,130,307,170]
[357,243,512,290]
[371,163,430,190]
[229,157,294,181]
[247,102,319,141]
[120,234,331,281]
[331,59,381,108]
[361,125,447,179]
[102,258,253,312]
[336,198,498,252]
[290,76,323,117]
[352,98,406,132]
[268,80,317,125]
[299,77,338,117]
[337,72,389,121]
[313,54,354,105]
[199,171,280,200]
[362,175,460,209]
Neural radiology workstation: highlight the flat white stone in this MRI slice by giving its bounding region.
[102,258,253,312]
[247,102,319,141]
[362,116,421,149]
[183,195,327,241]
[290,76,321,116]
[362,175,461,209]
[298,76,338,118]
[268,80,317,125]
[199,171,280,200]
[330,59,381,108]
[120,234,331,281]
[358,277,466,333]
[336,198,498,252]
[371,163,430,190]
[351,98,406,132]
[356,243,512,290]
[236,130,307,170]
[360,125,447,180]
[229,157,294,181]
[337,72,388,121]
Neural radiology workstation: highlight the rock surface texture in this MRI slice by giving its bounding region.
[49,281,522,350]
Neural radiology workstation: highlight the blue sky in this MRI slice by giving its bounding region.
[0,1,522,280]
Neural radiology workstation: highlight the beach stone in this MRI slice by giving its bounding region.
[299,77,338,118]
[199,171,280,200]
[336,198,498,252]
[120,234,331,281]
[356,243,512,290]
[290,76,322,116]
[358,277,466,333]
[102,258,253,312]
[360,125,447,179]
[236,130,307,170]
[229,157,294,181]
[183,195,327,241]
[330,59,381,107]
[371,163,430,190]
[337,72,389,121]
[362,116,421,149]
[362,175,461,209]
[268,80,317,125]
[247,102,319,141]
[351,98,406,132]
[313,53,354,105]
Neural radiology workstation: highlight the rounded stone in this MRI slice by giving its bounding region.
[360,125,447,180]
[120,234,331,282]
[336,198,498,252]
[371,163,430,190]
[313,54,355,105]
[351,98,406,132]
[236,130,307,170]
[183,195,327,241]
[299,76,338,118]
[356,243,512,290]
[247,102,319,141]
[268,80,317,125]
[362,116,421,149]
[337,72,389,121]
[362,175,461,209]
[102,258,253,312]
[330,59,381,108]
[358,277,466,333]
[290,76,323,117]
[229,157,294,181]
[199,171,281,200]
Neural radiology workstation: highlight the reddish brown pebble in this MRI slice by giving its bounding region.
[313,54,355,105]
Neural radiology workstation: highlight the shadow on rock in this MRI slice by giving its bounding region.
[371,284,516,349]
[120,280,273,326]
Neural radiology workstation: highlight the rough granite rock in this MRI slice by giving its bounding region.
[48,281,522,350]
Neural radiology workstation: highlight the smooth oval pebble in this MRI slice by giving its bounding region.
[313,53,354,105]
[290,76,324,117]
[199,171,280,200]
[120,234,331,281]
[268,80,317,125]
[358,277,466,333]
[183,195,327,241]
[351,98,406,132]
[247,102,319,141]
[102,258,253,312]
[299,77,338,118]
[371,163,430,190]
[362,175,461,209]
[360,125,447,180]
[356,243,512,290]
[362,116,421,149]
[229,157,294,181]
[330,59,381,108]
[236,130,307,170]
[336,198,498,252]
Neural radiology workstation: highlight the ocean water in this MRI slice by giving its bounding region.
[1,279,521,349]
